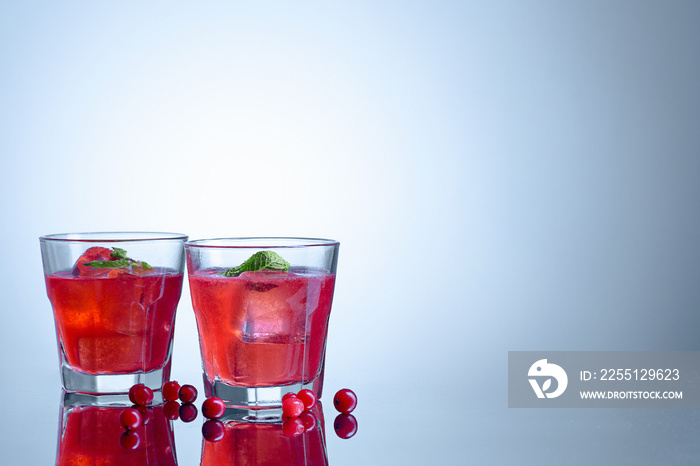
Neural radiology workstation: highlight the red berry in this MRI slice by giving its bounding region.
[120,430,141,450]
[119,408,142,430]
[163,401,180,420]
[128,384,141,404]
[202,397,226,420]
[281,392,297,403]
[282,417,305,437]
[134,405,153,425]
[296,389,316,411]
[163,381,181,402]
[202,420,226,442]
[74,247,113,276]
[179,384,198,404]
[179,403,198,423]
[282,397,305,418]
[333,413,358,439]
[333,389,357,414]
[299,411,317,431]
[132,385,154,406]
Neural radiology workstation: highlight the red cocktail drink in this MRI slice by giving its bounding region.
[189,269,335,386]
[46,269,183,374]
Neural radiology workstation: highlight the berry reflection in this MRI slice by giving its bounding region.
[333,413,358,439]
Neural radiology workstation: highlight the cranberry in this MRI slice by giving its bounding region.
[296,389,316,410]
[282,397,305,418]
[202,420,226,442]
[333,413,358,439]
[179,403,198,423]
[281,392,297,403]
[131,384,154,406]
[134,405,153,425]
[163,401,180,420]
[333,389,357,414]
[119,408,142,430]
[179,384,198,404]
[120,430,141,450]
[128,384,141,404]
[202,397,226,420]
[282,417,305,437]
[299,411,317,431]
[163,381,181,402]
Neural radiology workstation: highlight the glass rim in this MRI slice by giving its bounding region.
[39,232,189,243]
[185,237,339,249]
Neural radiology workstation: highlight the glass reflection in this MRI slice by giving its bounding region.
[57,390,177,465]
[201,402,329,465]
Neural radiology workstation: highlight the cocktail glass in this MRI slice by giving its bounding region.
[40,232,187,394]
[185,237,339,408]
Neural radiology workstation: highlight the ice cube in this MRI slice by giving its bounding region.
[109,302,148,336]
[243,275,305,339]
[245,289,294,337]
[139,274,165,307]
[98,278,147,335]
[77,335,143,373]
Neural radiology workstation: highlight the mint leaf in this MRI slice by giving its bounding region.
[83,259,132,268]
[111,247,128,259]
[222,251,290,277]
[84,248,154,270]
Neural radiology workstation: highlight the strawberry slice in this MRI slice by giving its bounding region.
[73,247,114,276]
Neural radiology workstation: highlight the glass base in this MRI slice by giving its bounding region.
[61,390,157,408]
[61,360,171,394]
[203,375,323,409]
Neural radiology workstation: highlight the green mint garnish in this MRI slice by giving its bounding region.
[110,247,128,259]
[83,259,132,268]
[84,248,153,270]
[222,251,290,277]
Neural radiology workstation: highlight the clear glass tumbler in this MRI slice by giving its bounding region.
[185,237,339,408]
[40,232,188,394]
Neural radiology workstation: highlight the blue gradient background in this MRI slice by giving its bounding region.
[2,1,700,464]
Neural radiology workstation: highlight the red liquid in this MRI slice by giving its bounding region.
[46,270,183,374]
[189,269,335,387]
[57,404,176,465]
[201,405,328,466]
